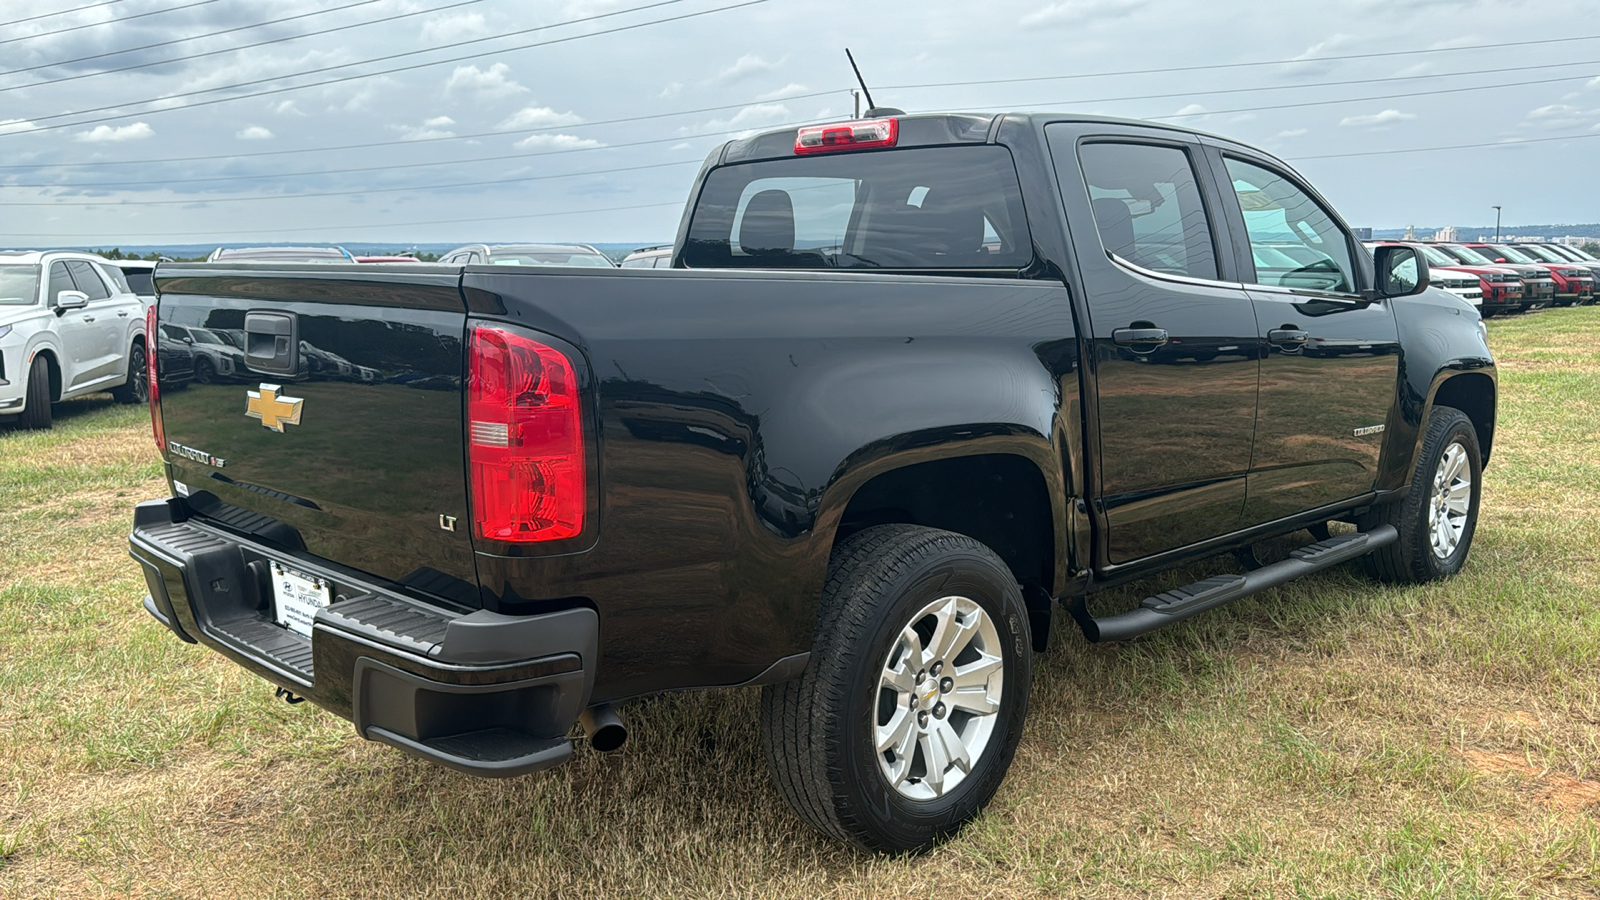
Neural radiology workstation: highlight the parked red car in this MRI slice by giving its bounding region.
[1392,242,1525,316]
[1464,243,1593,307]
[1431,244,1553,311]
[1509,244,1597,305]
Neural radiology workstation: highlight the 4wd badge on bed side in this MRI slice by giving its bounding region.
[246,384,304,432]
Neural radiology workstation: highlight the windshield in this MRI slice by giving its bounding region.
[488,248,613,267]
[1417,245,1458,267]
[1485,245,1534,264]
[1515,245,1562,263]
[193,331,225,345]
[1443,244,1495,265]
[0,264,40,305]
[684,144,1033,270]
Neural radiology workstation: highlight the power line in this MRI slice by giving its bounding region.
[0,0,488,88]
[1140,72,1596,121]
[1291,131,1600,161]
[0,0,124,29]
[0,159,704,206]
[0,0,220,48]
[0,199,689,240]
[0,56,1587,190]
[879,32,1600,93]
[8,0,768,135]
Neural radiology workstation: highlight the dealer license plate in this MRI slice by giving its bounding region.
[271,561,331,639]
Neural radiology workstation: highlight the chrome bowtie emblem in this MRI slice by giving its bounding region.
[246,384,304,432]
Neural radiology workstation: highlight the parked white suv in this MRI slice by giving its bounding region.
[0,250,148,429]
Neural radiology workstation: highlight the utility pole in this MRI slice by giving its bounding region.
[1493,205,1502,242]
[852,89,861,118]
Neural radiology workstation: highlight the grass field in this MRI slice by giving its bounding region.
[3,309,1598,898]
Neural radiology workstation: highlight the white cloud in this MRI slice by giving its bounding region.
[445,63,527,98]
[670,142,693,151]
[74,122,154,143]
[758,82,811,101]
[714,54,782,83]
[513,134,605,150]
[497,107,583,130]
[272,100,304,116]
[1292,33,1352,61]
[1172,103,1208,117]
[0,118,39,136]
[659,82,683,99]
[1276,128,1308,138]
[423,12,490,43]
[1020,0,1146,27]
[1339,109,1416,127]
[692,103,790,135]
[392,116,457,141]
[235,126,274,140]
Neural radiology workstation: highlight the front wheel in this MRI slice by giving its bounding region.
[17,355,53,429]
[760,525,1033,852]
[1361,406,1482,583]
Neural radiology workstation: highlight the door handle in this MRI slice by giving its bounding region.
[1267,328,1309,345]
[81,315,96,322]
[117,310,130,318]
[1112,327,1169,347]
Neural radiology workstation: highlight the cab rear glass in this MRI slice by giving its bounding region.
[682,145,1033,271]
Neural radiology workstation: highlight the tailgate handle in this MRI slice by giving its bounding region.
[244,311,298,376]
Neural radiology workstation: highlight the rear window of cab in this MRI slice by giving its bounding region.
[681,145,1033,271]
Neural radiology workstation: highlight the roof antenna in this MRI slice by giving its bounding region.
[845,48,903,117]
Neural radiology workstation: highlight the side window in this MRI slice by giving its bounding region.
[1224,158,1357,294]
[620,257,652,269]
[65,261,111,300]
[100,264,132,295]
[1077,142,1219,280]
[47,261,75,305]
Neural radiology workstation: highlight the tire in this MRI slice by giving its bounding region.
[17,355,53,430]
[1361,406,1482,583]
[759,525,1033,852]
[112,341,148,404]
[192,357,215,384]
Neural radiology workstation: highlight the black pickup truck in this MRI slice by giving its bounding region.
[129,112,1496,852]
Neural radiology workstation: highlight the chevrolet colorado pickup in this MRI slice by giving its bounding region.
[129,112,1496,852]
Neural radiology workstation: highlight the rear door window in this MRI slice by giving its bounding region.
[65,261,111,300]
[1076,142,1219,280]
[683,145,1033,270]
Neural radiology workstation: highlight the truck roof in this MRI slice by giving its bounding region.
[719,111,1283,167]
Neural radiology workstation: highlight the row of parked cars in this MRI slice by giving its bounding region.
[1366,240,1600,316]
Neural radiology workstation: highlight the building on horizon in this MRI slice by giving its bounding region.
[1431,226,1458,242]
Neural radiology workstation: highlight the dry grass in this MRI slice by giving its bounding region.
[3,310,1600,898]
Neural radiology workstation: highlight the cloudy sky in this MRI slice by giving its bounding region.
[2,0,1597,247]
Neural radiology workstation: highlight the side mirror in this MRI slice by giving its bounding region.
[1373,245,1429,298]
[54,290,89,312]
[1494,258,1506,264]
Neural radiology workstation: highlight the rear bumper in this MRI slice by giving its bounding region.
[128,498,596,777]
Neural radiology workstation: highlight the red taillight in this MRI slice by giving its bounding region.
[794,117,898,154]
[146,304,164,454]
[467,325,585,543]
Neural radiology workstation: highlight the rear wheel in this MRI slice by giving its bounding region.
[112,341,148,404]
[1361,406,1481,583]
[17,355,53,429]
[760,525,1032,852]
[192,357,215,384]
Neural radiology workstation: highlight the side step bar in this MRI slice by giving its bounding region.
[1074,525,1398,643]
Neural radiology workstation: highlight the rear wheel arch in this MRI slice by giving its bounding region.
[830,452,1060,640]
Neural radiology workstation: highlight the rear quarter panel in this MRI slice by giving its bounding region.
[464,267,1077,701]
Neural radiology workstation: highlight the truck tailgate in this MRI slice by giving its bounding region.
[152,265,479,606]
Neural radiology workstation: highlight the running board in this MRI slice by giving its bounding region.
[1074,525,1398,643]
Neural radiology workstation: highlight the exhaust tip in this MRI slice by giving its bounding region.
[580,703,627,753]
